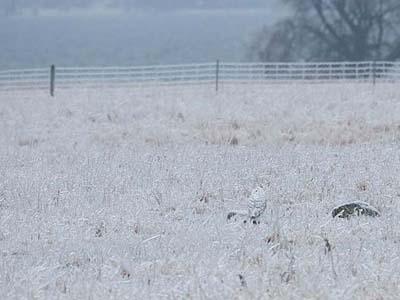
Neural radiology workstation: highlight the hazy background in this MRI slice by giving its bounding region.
[0,1,284,69]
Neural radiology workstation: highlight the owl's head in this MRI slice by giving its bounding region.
[251,185,266,197]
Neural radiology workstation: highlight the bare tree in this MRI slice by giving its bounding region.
[251,0,400,61]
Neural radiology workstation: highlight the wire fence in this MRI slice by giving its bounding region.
[0,61,399,95]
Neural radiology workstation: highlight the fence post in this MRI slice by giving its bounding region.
[372,61,376,86]
[215,59,220,92]
[50,65,55,97]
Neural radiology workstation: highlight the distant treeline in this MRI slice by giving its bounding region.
[1,0,268,15]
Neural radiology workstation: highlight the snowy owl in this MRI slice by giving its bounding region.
[247,186,267,224]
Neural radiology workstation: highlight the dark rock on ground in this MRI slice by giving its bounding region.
[332,201,380,218]
[227,212,238,220]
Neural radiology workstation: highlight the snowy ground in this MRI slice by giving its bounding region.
[1,83,400,299]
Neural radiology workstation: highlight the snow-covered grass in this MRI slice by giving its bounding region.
[1,83,400,299]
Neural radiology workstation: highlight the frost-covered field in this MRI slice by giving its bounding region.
[1,83,400,299]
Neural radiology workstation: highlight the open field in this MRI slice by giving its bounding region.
[1,83,400,299]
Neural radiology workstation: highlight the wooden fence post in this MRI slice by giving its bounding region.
[372,61,376,86]
[216,59,220,92]
[50,65,55,97]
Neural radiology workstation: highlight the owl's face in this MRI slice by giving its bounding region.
[251,186,266,197]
